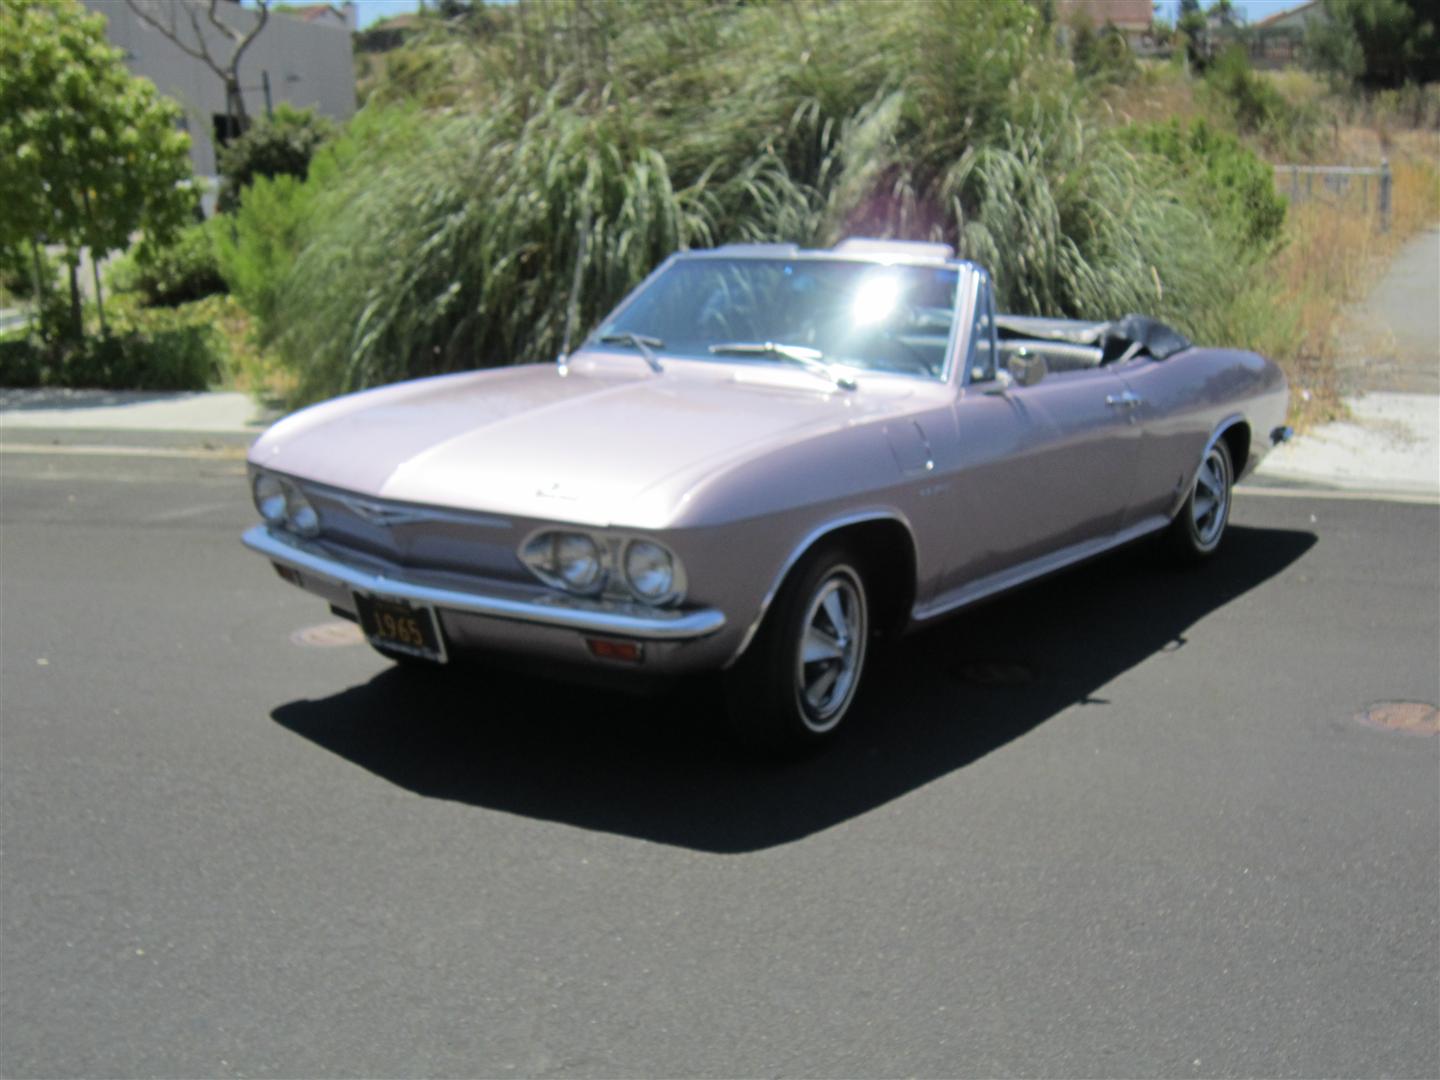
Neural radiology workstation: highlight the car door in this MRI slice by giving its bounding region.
[938,281,1140,595]
[1105,352,1216,528]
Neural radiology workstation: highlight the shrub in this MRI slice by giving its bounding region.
[938,103,1241,340]
[1071,20,1137,86]
[272,98,714,403]
[1203,47,1319,156]
[108,222,226,307]
[1126,119,1287,254]
[0,299,223,389]
[217,103,334,213]
[0,335,46,385]
[242,1,1278,406]
[212,173,310,342]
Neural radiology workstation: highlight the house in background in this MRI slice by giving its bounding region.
[1247,0,1326,69]
[83,0,357,187]
[1054,0,1156,49]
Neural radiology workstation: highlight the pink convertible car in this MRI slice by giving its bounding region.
[244,239,1290,749]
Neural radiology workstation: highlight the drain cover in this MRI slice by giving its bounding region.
[1355,701,1438,736]
[290,621,364,648]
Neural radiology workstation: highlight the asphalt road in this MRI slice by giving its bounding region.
[1,444,1436,1079]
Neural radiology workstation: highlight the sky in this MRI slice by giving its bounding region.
[337,0,1315,33]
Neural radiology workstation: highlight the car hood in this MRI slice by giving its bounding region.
[249,358,928,528]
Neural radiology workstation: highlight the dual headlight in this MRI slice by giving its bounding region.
[252,471,320,538]
[521,530,684,607]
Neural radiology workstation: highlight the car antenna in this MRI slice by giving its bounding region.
[556,203,593,375]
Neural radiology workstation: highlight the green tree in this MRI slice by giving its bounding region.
[0,0,194,339]
[1306,0,1440,88]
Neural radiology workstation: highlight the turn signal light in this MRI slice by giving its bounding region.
[586,638,644,663]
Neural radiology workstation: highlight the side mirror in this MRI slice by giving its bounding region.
[1008,348,1048,387]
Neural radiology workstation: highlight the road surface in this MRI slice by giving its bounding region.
[1,439,1436,1078]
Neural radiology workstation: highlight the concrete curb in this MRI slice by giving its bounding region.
[0,389,278,435]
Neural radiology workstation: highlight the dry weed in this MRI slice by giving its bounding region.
[1261,146,1439,428]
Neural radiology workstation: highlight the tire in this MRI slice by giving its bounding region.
[1166,439,1233,563]
[724,545,870,753]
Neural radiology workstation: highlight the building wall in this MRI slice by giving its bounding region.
[1054,0,1154,33]
[82,0,356,178]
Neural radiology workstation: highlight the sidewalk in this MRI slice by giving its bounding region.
[1248,223,1440,500]
[0,388,275,434]
[1250,392,1439,496]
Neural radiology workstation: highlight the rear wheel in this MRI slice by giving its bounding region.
[724,545,870,753]
[1166,439,1233,562]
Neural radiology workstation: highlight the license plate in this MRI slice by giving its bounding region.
[353,592,447,663]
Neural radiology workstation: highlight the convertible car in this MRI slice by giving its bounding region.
[243,238,1290,749]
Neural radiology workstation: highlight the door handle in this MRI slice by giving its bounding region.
[1105,391,1143,409]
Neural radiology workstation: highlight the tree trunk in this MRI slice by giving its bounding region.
[226,77,248,129]
[29,241,50,345]
[79,187,107,336]
[66,259,82,342]
[90,250,107,337]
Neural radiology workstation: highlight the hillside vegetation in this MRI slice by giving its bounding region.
[212,0,1435,418]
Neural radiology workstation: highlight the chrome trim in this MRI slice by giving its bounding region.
[1105,390,1144,409]
[250,466,514,532]
[243,525,725,641]
[723,509,917,668]
[324,490,511,531]
[914,515,1171,623]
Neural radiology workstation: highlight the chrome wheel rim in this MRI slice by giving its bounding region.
[1191,447,1230,549]
[794,568,867,733]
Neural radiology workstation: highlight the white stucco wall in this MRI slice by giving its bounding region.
[82,0,356,177]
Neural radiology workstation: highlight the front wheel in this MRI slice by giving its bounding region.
[724,546,870,753]
[1166,439,1233,563]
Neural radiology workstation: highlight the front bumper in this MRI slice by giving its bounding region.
[242,525,728,673]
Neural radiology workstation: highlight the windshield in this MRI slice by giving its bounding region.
[592,257,961,380]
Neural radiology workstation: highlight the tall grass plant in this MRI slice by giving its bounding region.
[236,0,1292,406]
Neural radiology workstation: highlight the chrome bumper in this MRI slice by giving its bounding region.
[241,525,726,642]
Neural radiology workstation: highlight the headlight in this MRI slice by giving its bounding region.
[519,530,684,604]
[254,471,319,537]
[623,540,676,603]
[554,533,601,590]
[285,487,320,537]
[253,473,287,524]
[521,530,604,594]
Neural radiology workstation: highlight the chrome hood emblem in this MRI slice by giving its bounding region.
[335,493,511,531]
[338,495,434,528]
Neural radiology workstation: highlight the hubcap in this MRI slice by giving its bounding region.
[1191,447,1230,548]
[794,569,867,732]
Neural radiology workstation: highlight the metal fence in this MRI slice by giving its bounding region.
[1275,161,1393,232]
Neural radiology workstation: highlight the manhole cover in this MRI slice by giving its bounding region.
[290,621,364,648]
[955,660,1034,686]
[1355,701,1438,736]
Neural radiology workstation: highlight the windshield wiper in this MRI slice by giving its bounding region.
[597,332,664,374]
[708,341,857,391]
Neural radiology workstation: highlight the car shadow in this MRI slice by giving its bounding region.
[272,525,1315,852]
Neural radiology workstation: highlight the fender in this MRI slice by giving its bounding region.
[1168,412,1248,520]
[723,508,918,668]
